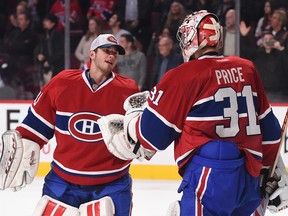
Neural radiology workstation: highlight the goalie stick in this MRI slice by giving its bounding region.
[254,108,288,216]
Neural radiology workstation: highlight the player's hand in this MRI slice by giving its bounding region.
[267,160,288,213]
[266,175,279,195]
[267,184,288,213]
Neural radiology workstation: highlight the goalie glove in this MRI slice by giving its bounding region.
[0,130,40,191]
[123,91,156,160]
[267,156,288,213]
[97,114,140,160]
[98,114,155,161]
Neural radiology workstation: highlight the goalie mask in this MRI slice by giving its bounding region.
[177,10,223,62]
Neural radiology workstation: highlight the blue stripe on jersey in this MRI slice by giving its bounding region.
[189,94,259,118]
[190,97,230,117]
[259,111,281,142]
[56,114,70,131]
[140,109,180,150]
[22,107,54,140]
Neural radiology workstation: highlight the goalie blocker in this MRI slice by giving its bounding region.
[0,130,40,191]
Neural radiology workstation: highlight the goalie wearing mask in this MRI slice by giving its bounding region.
[0,34,140,216]
[98,11,288,215]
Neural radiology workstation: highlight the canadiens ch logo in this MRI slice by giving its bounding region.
[68,112,102,142]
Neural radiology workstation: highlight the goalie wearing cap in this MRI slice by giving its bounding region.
[98,10,288,216]
[0,34,142,216]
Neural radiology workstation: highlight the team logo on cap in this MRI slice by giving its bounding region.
[107,35,117,44]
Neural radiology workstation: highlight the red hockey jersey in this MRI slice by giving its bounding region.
[137,54,281,177]
[17,70,138,185]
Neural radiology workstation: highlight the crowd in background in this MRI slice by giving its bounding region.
[0,0,287,102]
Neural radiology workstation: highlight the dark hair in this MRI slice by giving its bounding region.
[121,33,134,43]
[44,13,58,25]
[85,16,102,41]
[17,11,31,21]
[115,13,125,29]
[261,0,273,31]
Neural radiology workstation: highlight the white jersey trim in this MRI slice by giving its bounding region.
[175,149,194,165]
[19,123,50,143]
[53,159,130,175]
[82,71,115,93]
[198,54,224,60]
[245,148,263,158]
[31,106,54,129]
[146,105,182,133]
[262,138,281,145]
[258,107,271,120]
[193,96,214,106]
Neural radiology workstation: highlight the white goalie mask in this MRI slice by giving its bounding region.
[176,10,223,62]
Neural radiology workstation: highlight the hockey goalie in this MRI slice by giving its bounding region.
[0,33,151,216]
[97,10,288,216]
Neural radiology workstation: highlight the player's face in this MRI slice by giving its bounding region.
[92,47,119,73]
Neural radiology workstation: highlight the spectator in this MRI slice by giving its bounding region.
[239,20,257,62]
[6,1,28,34]
[117,34,147,91]
[222,9,236,56]
[36,13,64,85]
[147,36,183,89]
[216,0,235,25]
[3,11,38,95]
[108,13,131,42]
[50,0,82,31]
[149,26,180,54]
[163,1,186,45]
[255,32,288,102]
[221,9,257,60]
[267,8,288,50]
[75,16,102,69]
[114,0,154,53]
[255,0,273,47]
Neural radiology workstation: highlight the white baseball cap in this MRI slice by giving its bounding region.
[90,34,125,55]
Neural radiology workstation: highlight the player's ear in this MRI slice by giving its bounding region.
[89,50,96,59]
